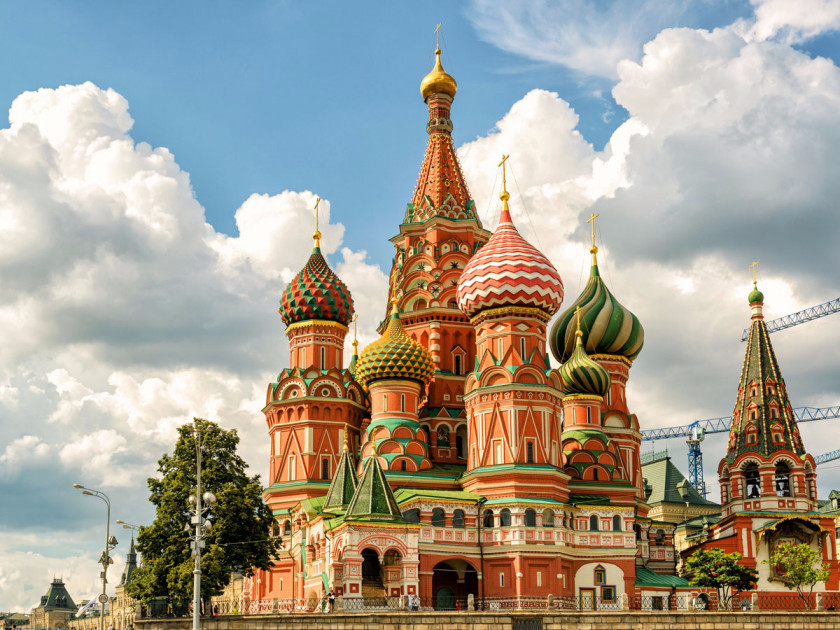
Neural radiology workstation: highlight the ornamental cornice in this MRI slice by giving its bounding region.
[285,319,349,335]
[470,305,551,326]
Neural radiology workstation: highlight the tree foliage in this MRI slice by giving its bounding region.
[126,418,278,603]
[684,547,758,610]
[765,541,830,610]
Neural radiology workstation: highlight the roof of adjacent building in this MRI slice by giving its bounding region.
[724,284,807,463]
[642,456,720,507]
[119,537,138,586]
[345,453,403,521]
[322,448,357,512]
[34,578,76,611]
[394,487,481,504]
[634,567,690,587]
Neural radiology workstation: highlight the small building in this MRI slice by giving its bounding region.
[29,578,76,629]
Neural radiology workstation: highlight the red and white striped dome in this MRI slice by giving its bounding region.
[456,205,563,319]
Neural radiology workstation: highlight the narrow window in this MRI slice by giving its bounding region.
[320,347,325,367]
[524,509,536,526]
[401,460,407,472]
[775,462,791,497]
[586,407,592,424]
[520,338,526,359]
[453,509,465,528]
[536,571,542,587]
[401,394,406,412]
[454,355,462,375]
[431,508,445,527]
[383,394,387,411]
[288,455,296,481]
[527,441,535,464]
[589,515,599,531]
[500,509,511,527]
[494,441,503,465]
[500,573,505,587]
[613,515,621,531]
[321,458,329,480]
[302,347,306,366]
[483,509,494,528]
[745,463,761,498]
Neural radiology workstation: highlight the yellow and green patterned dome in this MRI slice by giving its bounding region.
[354,302,435,388]
[559,326,611,397]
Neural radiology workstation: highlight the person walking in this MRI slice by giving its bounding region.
[327,590,335,613]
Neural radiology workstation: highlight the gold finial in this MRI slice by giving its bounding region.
[750,261,759,287]
[498,154,510,203]
[435,23,441,50]
[352,314,359,352]
[343,424,350,452]
[313,197,322,247]
[586,212,599,264]
[390,296,399,316]
[574,306,583,343]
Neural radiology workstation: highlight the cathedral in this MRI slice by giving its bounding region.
[247,45,835,610]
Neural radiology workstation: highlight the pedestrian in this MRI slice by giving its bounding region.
[327,590,335,613]
[456,600,462,612]
[407,593,416,611]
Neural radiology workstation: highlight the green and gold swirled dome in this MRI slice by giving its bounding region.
[550,249,644,363]
[354,302,435,388]
[559,326,611,397]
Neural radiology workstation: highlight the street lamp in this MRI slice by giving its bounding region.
[186,423,216,630]
[74,484,117,630]
[116,519,141,533]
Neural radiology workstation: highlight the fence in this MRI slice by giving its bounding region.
[138,591,840,617]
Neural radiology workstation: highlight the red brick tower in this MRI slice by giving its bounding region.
[384,48,492,465]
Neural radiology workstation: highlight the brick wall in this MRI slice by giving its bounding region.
[137,611,840,630]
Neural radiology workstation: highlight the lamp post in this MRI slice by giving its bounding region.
[186,423,216,630]
[74,484,117,630]
[116,519,141,533]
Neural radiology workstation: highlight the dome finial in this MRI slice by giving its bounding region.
[352,313,359,353]
[390,296,399,316]
[313,197,322,247]
[575,306,583,343]
[498,154,512,223]
[586,212,599,265]
[343,423,350,452]
[420,26,457,100]
[750,260,759,288]
[748,261,764,304]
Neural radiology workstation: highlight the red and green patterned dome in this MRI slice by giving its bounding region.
[559,328,611,397]
[279,246,354,326]
[355,304,435,388]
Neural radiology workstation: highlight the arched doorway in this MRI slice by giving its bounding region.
[361,548,384,599]
[431,560,478,609]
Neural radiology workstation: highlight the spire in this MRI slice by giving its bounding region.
[498,154,512,225]
[323,429,358,512]
[345,444,403,521]
[313,196,322,249]
[348,314,360,377]
[725,282,806,462]
[120,536,138,586]
[587,212,599,266]
[407,36,478,225]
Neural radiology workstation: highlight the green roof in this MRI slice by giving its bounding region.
[394,488,481,504]
[483,497,564,506]
[634,567,689,587]
[35,579,76,611]
[323,449,358,512]
[642,457,719,508]
[345,455,403,522]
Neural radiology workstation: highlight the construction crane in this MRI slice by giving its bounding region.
[641,406,840,495]
[741,297,840,341]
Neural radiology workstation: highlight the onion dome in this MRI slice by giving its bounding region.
[748,283,764,304]
[456,191,563,320]
[279,238,354,326]
[550,246,643,363]
[420,48,457,100]
[354,301,434,388]
[559,314,611,397]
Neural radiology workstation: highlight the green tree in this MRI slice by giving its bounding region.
[764,541,830,610]
[684,548,758,610]
[126,419,278,606]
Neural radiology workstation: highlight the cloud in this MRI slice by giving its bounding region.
[736,0,840,44]
[467,0,692,79]
[0,80,386,611]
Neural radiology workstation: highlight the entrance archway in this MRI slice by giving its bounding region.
[361,548,384,598]
[432,560,478,609]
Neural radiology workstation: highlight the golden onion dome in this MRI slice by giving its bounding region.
[420,48,457,100]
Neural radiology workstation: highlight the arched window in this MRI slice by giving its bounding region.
[403,509,421,523]
[454,355,462,375]
[283,520,292,537]
[655,529,665,544]
[483,509,494,528]
[453,509,465,528]
[321,458,330,480]
[589,515,599,531]
[745,463,761,498]
[437,426,449,446]
[456,425,467,459]
[775,462,791,497]
[500,508,512,527]
[524,509,536,527]
[542,509,554,527]
[383,549,401,566]
[401,460,407,472]
[271,521,280,537]
[431,508,446,527]
[613,515,622,531]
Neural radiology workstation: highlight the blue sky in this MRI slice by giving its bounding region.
[2,0,840,613]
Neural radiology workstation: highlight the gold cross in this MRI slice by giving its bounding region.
[313,197,322,246]
[498,154,510,201]
[352,314,359,351]
[749,261,759,286]
[586,212,599,249]
[435,23,441,50]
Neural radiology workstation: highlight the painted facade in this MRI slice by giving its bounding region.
[682,283,840,593]
[253,46,694,609]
